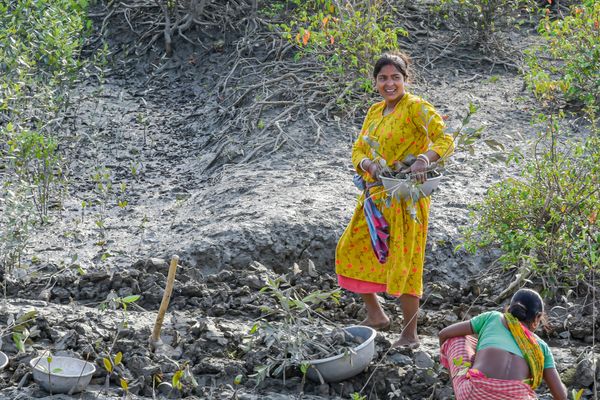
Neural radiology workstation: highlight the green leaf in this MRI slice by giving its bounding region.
[103,357,113,373]
[249,322,259,334]
[452,356,463,366]
[12,333,24,352]
[121,295,140,304]
[114,352,122,365]
[234,374,243,385]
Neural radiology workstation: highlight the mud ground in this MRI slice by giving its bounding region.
[0,2,597,399]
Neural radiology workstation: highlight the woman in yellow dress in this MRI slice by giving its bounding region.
[335,51,454,348]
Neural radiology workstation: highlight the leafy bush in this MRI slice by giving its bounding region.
[0,0,90,120]
[525,1,600,113]
[461,116,599,292]
[0,0,91,270]
[276,0,405,108]
[433,0,535,50]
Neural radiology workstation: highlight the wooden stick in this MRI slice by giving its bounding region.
[150,255,179,346]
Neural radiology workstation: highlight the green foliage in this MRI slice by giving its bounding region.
[0,0,91,272]
[461,116,599,291]
[5,309,38,353]
[433,0,535,49]
[525,2,600,113]
[4,126,64,222]
[99,292,141,328]
[247,275,341,385]
[276,0,405,109]
[0,183,34,270]
[0,0,90,119]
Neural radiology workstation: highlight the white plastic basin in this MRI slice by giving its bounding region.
[30,356,96,394]
[0,351,7,370]
[380,175,443,199]
[306,325,376,383]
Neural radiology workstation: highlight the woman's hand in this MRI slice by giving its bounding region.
[361,159,381,180]
[402,159,428,183]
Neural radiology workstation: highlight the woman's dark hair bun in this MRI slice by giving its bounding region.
[508,302,528,320]
[509,288,544,323]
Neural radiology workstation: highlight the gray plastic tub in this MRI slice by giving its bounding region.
[30,356,96,394]
[306,325,376,383]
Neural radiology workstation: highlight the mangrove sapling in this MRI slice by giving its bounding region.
[154,360,198,397]
[99,292,141,329]
[363,102,486,221]
[246,275,368,385]
[100,351,132,398]
[0,309,38,353]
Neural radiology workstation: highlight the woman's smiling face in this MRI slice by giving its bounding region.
[375,64,405,105]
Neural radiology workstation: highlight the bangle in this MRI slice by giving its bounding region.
[359,158,370,172]
[417,153,430,167]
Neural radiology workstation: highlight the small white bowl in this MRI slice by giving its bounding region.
[380,175,443,199]
[306,325,376,383]
[0,351,8,370]
[30,356,96,394]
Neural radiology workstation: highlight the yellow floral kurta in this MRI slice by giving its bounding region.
[335,93,454,297]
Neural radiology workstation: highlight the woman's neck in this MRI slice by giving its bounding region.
[384,94,404,114]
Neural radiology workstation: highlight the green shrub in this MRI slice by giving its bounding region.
[0,0,90,119]
[0,184,35,271]
[4,125,64,223]
[276,0,405,108]
[433,0,535,50]
[525,1,600,113]
[461,116,599,292]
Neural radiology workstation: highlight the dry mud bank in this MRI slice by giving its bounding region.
[0,3,597,399]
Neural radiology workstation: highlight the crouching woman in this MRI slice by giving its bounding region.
[438,288,567,400]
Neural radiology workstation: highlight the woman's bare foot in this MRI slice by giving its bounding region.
[360,316,391,331]
[392,334,420,349]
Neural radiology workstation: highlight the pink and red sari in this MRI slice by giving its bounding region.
[440,336,538,400]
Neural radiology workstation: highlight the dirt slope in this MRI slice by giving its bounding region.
[0,3,597,399]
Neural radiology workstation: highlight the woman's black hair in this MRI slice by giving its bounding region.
[508,288,544,323]
[373,51,411,80]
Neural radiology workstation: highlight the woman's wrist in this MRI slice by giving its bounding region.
[416,153,430,167]
[359,158,371,172]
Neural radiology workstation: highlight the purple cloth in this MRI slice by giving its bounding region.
[354,175,389,264]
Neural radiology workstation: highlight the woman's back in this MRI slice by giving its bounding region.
[470,311,554,382]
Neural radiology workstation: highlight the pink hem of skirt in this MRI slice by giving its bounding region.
[338,275,403,297]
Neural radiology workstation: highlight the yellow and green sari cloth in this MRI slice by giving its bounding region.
[504,312,545,389]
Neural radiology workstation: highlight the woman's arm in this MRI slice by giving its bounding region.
[438,321,474,346]
[543,368,567,400]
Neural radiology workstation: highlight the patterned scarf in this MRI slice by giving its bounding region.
[504,312,545,389]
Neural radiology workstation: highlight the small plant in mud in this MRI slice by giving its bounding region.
[99,292,141,329]
[243,275,352,385]
[0,309,38,353]
[3,126,65,224]
[153,361,198,396]
[100,351,132,396]
[0,183,35,277]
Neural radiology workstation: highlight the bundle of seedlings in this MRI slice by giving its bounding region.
[242,276,359,384]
